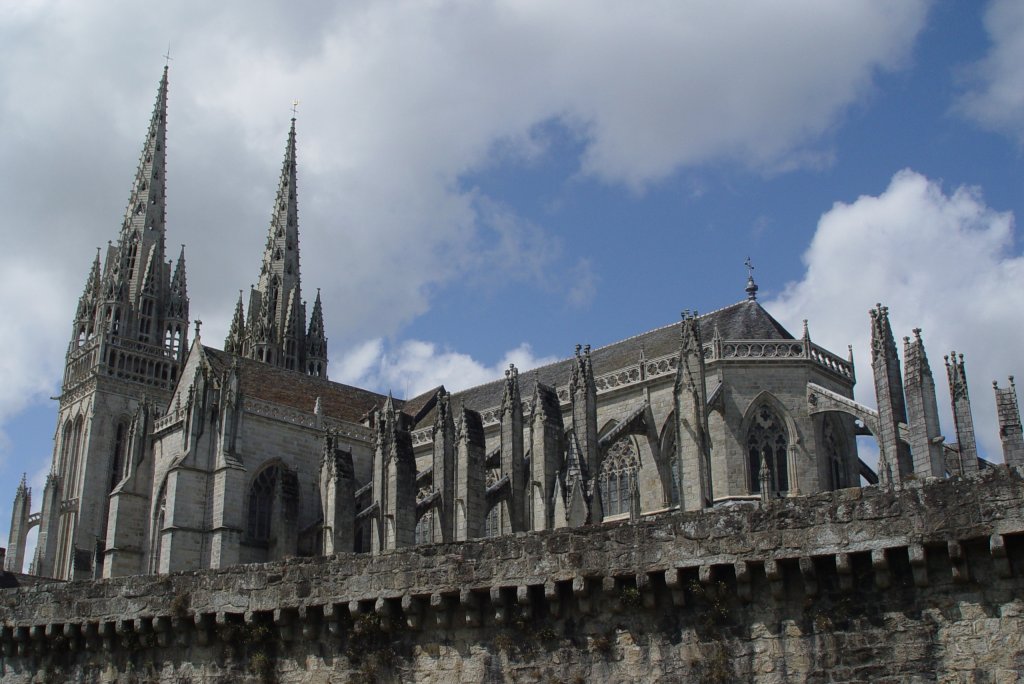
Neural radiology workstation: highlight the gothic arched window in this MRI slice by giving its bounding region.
[415,509,433,545]
[599,437,639,517]
[110,420,128,492]
[484,503,499,538]
[824,414,847,490]
[248,466,279,543]
[668,457,680,507]
[747,404,789,495]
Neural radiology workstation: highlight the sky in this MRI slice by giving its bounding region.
[1,1,1023,557]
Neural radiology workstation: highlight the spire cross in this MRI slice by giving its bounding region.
[163,44,173,66]
[744,256,754,278]
[291,100,300,117]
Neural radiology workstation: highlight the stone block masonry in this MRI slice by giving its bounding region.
[2,466,1024,682]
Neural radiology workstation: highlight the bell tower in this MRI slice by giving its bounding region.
[28,67,189,579]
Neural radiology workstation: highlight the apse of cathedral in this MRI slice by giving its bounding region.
[7,69,1023,581]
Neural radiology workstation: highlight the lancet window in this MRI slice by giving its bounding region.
[599,437,639,517]
[415,509,433,545]
[109,420,128,492]
[248,465,279,543]
[747,403,789,495]
[824,415,847,490]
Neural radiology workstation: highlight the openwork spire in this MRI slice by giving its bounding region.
[116,66,170,303]
[243,118,319,373]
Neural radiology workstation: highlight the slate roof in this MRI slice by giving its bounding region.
[203,347,394,424]
[412,299,793,429]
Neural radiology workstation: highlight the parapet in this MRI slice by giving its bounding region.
[2,466,1023,681]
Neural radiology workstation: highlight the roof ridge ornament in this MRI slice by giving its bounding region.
[744,256,758,301]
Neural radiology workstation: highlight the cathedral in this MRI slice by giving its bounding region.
[7,69,1023,582]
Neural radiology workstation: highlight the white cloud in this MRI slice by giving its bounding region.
[768,169,1024,461]
[0,262,71,461]
[0,1,930,469]
[956,0,1024,143]
[334,339,559,399]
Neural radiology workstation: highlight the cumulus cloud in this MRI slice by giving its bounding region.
[768,169,1024,460]
[956,0,1024,143]
[334,339,559,399]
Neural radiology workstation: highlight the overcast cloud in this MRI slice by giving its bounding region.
[0,1,931,455]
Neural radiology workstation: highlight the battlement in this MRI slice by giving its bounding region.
[2,467,1022,681]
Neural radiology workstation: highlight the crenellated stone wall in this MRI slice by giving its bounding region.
[2,467,1024,683]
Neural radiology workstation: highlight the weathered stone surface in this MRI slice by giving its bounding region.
[0,467,1022,681]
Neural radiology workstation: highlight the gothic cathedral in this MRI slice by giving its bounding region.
[7,69,1023,580]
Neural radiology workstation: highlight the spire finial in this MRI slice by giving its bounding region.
[194,319,202,338]
[163,44,173,67]
[291,99,299,119]
[744,256,758,301]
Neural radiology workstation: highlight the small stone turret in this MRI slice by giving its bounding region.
[371,395,416,552]
[5,476,31,573]
[499,365,525,533]
[569,345,602,522]
[994,377,1024,467]
[869,304,912,485]
[675,311,711,510]
[945,352,979,474]
[903,329,944,478]
[430,390,457,543]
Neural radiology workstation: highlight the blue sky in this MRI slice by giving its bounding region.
[1,1,1023,557]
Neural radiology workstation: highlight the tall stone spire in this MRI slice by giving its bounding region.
[903,329,944,478]
[118,65,170,305]
[242,117,326,374]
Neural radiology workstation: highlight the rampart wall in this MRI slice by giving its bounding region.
[2,467,1024,683]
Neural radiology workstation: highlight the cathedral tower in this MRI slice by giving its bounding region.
[229,118,328,377]
[27,68,189,579]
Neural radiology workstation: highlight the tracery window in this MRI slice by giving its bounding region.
[415,509,433,545]
[824,415,847,490]
[484,503,499,538]
[747,404,789,495]
[248,466,279,543]
[599,437,639,517]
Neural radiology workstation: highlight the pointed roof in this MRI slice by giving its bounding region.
[121,67,169,238]
[201,346,393,424]
[412,298,795,429]
[306,289,327,348]
[75,250,102,321]
[224,292,246,354]
[256,117,301,297]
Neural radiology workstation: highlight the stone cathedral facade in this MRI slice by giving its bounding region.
[7,69,1024,582]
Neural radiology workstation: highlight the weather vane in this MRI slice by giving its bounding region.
[291,100,300,117]
[745,256,754,278]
